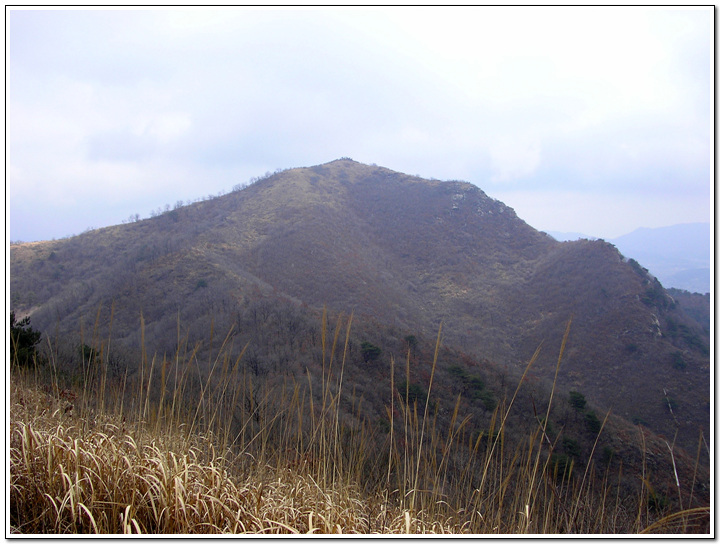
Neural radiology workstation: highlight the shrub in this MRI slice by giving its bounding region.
[640,280,672,311]
[549,453,574,482]
[78,343,97,362]
[671,351,686,370]
[628,258,648,277]
[467,375,485,391]
[397,380,426,405]
[477,389,496,411]
[601,446,615,465]
[360,341,382,363]
[584,411,602,434]
[562,437,581,458]
[569,391,587,412]
[448,366,486,400]
[539,417,554,436]
[195,279,208,290]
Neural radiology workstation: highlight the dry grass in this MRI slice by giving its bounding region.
[8,384,471,534]
[10,382,378,534]
[8,315,710,535]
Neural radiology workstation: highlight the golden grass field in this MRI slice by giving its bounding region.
[9,315,711,535]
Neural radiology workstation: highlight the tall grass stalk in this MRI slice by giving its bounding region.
[410,323,442,512]
[470,341,542,527]
[8,312,709,534]
[524,318,572,532]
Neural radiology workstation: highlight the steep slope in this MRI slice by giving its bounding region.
[668,289,711,333]
[10,159,709,456]
[512,239,710,448]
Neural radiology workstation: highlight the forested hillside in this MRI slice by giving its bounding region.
[10,160,709,508]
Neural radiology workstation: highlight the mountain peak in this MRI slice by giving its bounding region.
[10,160,709,458]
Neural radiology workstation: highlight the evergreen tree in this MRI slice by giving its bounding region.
[10,311,42,367]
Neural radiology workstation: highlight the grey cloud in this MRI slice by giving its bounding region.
[8,8,713,242]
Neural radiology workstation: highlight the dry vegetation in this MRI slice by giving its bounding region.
[10,159,710,459]
[8,159,711,535]
[9,314,710,535]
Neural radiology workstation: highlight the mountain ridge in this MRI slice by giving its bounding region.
[548,223,711,293]
[10,158,710,458]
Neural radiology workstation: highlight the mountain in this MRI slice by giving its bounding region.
[10,159,709,461]
[610,224,711,294]
[550,224,711,294]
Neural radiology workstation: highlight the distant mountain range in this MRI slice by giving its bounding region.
[548,223,711,294]
[11,159,709,467]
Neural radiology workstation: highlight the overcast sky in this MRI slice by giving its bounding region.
[8,6,713,242]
